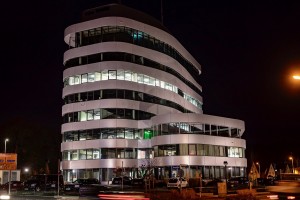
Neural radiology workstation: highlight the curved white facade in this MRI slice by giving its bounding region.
[61,4,246,183]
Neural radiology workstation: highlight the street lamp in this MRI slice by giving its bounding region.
[256,162,261,178]
[4,138,9,153]
[23,167,30,181]
[289,156,294,174]
[293,75,300,80]
[224,161,228,183]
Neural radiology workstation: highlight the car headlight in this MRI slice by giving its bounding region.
[0,195,10,200]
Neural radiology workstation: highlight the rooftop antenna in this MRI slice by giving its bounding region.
[161,0,164,25]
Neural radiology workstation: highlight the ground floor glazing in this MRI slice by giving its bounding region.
[63,165,246,183]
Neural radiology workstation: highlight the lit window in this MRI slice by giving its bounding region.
[137,74,143,83]
[94,109,100,120]
[87,110,93,120]
[95,72,101,81]
[117,70,124,80]
[108,70,116,79]
[102,70,108,80]
[88,73,95,82]
[69,77,74,85]
[124,71,132,81]
[74,75,81,85]
[81,74,88,83]
[80,111,87,121]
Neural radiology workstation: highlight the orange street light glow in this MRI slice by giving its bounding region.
[293,75,300,80]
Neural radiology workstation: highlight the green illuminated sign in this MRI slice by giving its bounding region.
[143,130,153,139]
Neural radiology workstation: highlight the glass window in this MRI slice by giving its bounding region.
[117,70,124,80]
[94,109,101,120]
[63,151,69,161]
[214,146,220,156]
[71,150,78,160]
[117,149,124,158]
[108,70,116,79]
[74,75,81,85]
[69,77,74,85]
[135,130,143,139]
[94,91,101,100]
[88,73,95,82]
[125,129,134,139]
[204,145,209,156]
[164,145,176,156]
[117,109,125,118]
[116,128,124,139]
[125,149,134,158]
[86,130,93,140]
[197,144,204,156]
[102,70,108,80]
[107,149,116,158]
[93,129,101,139]
[87,92,93,100]
[173,85,178,93]
[124,109,133,119]
[189,144,196,155]
[228,147,239,157]
[144,75,150,85]
[102,129,116,139]
[155,79,160,86]
[158,146,164,157]
[149,77,155,86]
[124,71,132,81]
[95,72,101,81]
[219,146,225,157]
[82,74,88,83]
[179,144,188,155]
[79,130,87,140]
[93,149,100,159]
[208,145,214,156]
[235,147,239,157]
[137,74,143,83]
[154,146,158,157]
[165,83,173,91]
[160,81,165,89]
[87,110,93,120]
[138,149,146,159]
[80,111,87,121]
[87,149,93,159]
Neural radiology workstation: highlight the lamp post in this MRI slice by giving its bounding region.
[256,162,261,178]
[4,138,9,153]
[24,167,29,181]
[289,156,294,174]
[224,161,228,183]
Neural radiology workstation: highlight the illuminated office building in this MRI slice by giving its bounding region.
[61,4,246,183]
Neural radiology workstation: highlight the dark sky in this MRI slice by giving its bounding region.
[1,0,300,171]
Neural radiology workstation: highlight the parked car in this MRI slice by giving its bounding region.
[131,178,145,187]
[0,181,24,192]
[167,177,189,189]
[202,179,223,194]
[64,178,100,195]
[24,174,63,192]
[112,176,132,185]
[257,178,275,186]
[227,177,249,189]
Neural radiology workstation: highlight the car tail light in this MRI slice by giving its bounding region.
[267,195,278,199]
[287,196,295,199]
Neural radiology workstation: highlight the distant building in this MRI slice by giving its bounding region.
[61,4,246,183]
[0,153,19,184]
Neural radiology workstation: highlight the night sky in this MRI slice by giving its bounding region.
[1,0,300,172]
